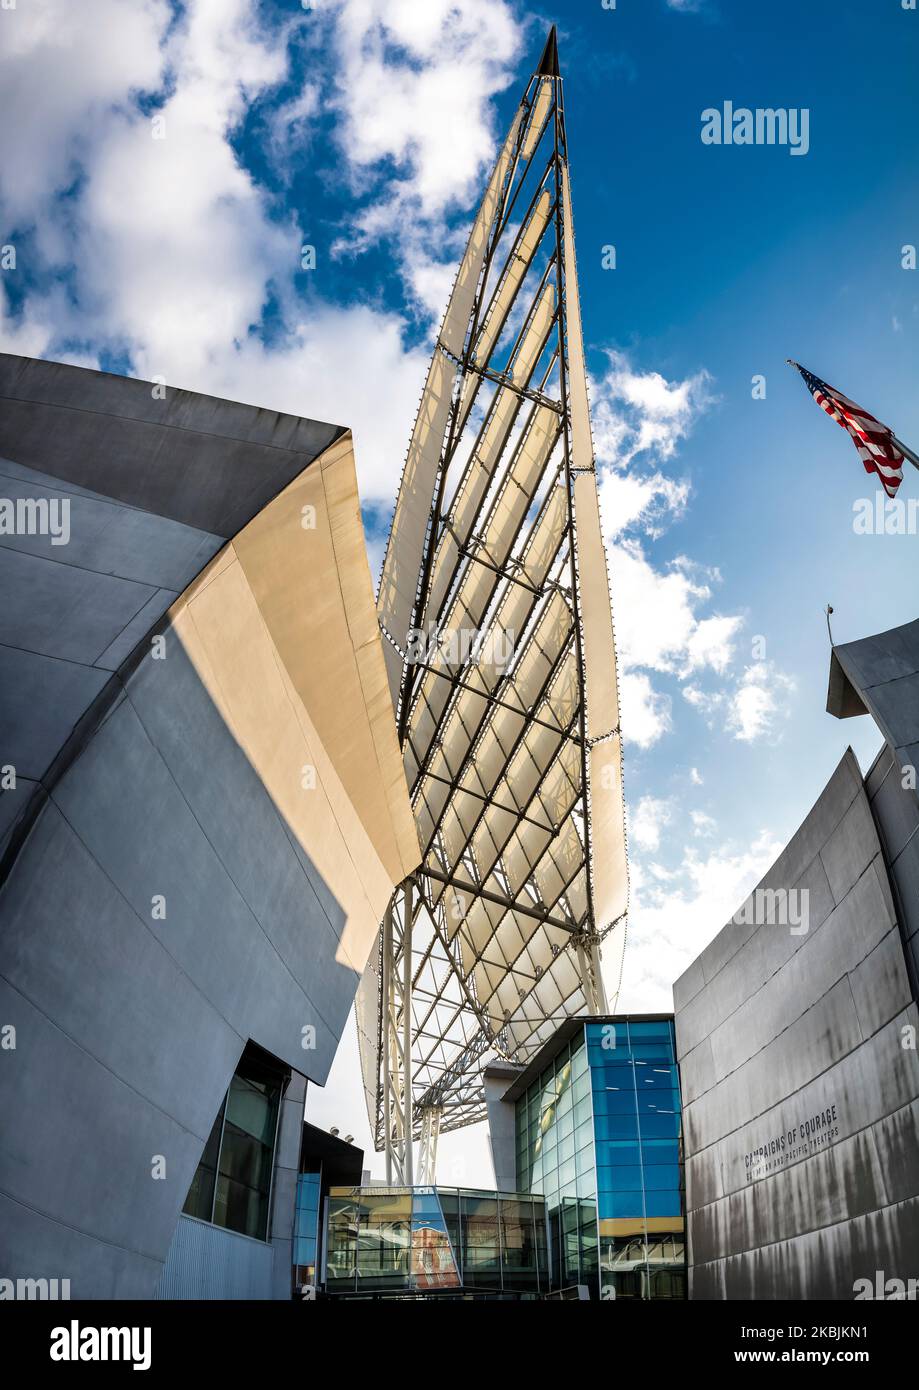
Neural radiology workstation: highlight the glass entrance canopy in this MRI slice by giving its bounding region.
[325,1187,548,1297]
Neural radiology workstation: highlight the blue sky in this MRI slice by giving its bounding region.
[2,0,917,1179]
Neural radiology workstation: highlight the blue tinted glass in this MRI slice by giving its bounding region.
[638,1111,681,1138]
[598,1190,645,1219]
[641,1164,682,1191]
[597,1164,643,1192]
[592,1088,638,1116]
[635,1066,678,1090]
[637,1089,681,1116]
[594,1112,639,1141]
[640,1139,680,1166]
[644,1189,683,1218]
[597,1140,641,1166]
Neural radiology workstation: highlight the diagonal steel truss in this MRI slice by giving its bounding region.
[356,27,628,1166]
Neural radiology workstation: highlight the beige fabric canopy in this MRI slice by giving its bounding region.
[360,35,629,1144]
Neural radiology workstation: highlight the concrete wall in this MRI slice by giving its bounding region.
[0,357,417,1299]
[483,1063,522,1191]
[673,749,919,1299]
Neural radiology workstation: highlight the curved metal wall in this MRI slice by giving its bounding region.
[674,749,919,1299]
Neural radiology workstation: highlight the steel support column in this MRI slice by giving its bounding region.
[382,878,415,1184]
[417,1105,443,1185]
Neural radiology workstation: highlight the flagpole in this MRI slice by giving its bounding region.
[892,436,919,474]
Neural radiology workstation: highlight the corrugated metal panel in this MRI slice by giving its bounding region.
[155,1216,275,1300]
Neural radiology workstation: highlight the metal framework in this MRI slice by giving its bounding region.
[357,27,629,1173]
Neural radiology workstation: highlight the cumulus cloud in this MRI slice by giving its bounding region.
[614,828,785,1010]
[609,542,741,678]
[629,795,673,853]
[619,671,673,749]
[683,661,796,743]
[0,0,524,508]
[592,350,717,471]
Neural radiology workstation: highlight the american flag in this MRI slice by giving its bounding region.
[788,361,906,499]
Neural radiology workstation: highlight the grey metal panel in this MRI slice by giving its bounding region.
[675,745,919,1299]
[0,1193,164,1301]
[0,799,244,1139]
[0,644,110,780]
[0,463,221,589]
[0,977,207,1262]
[0,354,343,537]
[819,790,882,904]
[0,545,158,664]
[124,639,354,977]
[93,589,180,672]
[702,1195,919,1301]
[677,854,839,1064]
[50,678,344,1078]
[672,955,705,1013]
[154,1217,274,1300]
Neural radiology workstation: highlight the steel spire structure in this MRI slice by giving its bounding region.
[356,26,629,1177]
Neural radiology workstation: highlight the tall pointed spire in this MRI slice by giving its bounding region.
[536,23,559,77]
[363,28,628,1166]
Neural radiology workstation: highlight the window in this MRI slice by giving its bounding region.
[182,1043,286,1242]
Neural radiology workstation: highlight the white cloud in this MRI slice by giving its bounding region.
[690,809,716,836]
[615,829,785,1011]
[629,795,673,852]
[728,661,796,742]
[0,0,169,238]
[324,0,521,257]
[683,661,795,743]
[0,0,511,508]
[591,350,716,471]
[598,467,690,540]
[609,540,741,677]
[689,766,704,786]
[619,671,673,749]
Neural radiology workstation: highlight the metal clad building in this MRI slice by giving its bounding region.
[0,355,418,1298]
[674,619,919,1299]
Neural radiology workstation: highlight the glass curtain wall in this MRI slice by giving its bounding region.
[325,1188,547,1296]
[515,1031,598,1294]
[586,1019,685,1299]
[293,1170,322,1291]
[514,1019,686,1300]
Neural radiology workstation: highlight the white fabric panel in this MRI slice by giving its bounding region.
[472,188,553,370]
[588,733,628,928]
[573,470,619,740]
[377,348,457,700]
[454,388,517,539]
[561,166,593,473]
[521,78,553,162]
[481,405,559,569]
[440,108,524,356]
[512,282,556,385]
